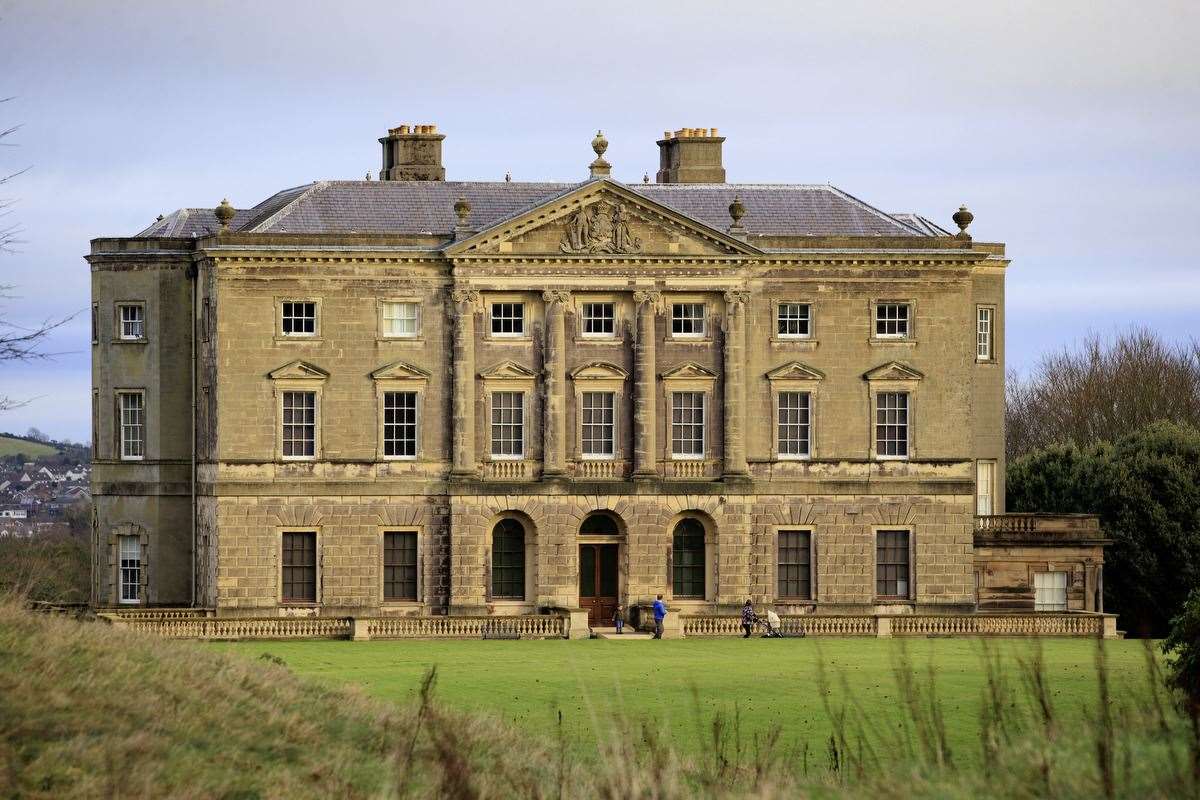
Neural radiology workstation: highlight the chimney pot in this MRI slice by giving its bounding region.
[379,122,446,181]
[656,125,726,183]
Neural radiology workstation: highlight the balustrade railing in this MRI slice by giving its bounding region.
[487,460,530,480]
[110,608,211,620]
[683,613,1107,638]
[572,460,626,480]
[115,615,353,640]
[665,459,716,480]
[366,615,564,640]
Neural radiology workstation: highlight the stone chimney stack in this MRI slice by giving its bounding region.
[379,124,446,181]
[655,128,726,183]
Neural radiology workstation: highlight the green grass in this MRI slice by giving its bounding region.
[215,636,1156,768]
[4,599,1196,798]
[0,434,60,458]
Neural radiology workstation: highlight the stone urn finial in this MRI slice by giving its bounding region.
[729,195,746,224]
[643,172,650,184]
[453,196,472,240]
[952,204,974,238]
[589,130,612,178]
[454,196,471,226]
[727,194,747,239]
[214,198,235,231]
[591,130,609,159]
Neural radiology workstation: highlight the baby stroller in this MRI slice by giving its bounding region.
[757,609,784,638]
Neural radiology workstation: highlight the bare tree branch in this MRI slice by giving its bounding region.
[1007,327,1200,459]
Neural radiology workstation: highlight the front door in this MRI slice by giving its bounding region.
[579,543,618,627]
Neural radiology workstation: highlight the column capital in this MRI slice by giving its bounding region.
[723,289,751,312]
[450,286,481,309]
[633,290,662,311]
[542,289,572,306]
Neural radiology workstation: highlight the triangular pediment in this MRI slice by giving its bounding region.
[268,360,329,380]
[661,361,718,380]
[766,361,826,381]
[479,360,537,380]
[863,361,924,382]
[569,361,628,380]
[370,360,431,381]
[445,179,761,258]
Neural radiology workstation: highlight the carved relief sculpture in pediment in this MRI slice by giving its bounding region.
[559,200,643,254]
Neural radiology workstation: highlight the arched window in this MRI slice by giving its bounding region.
[491,519,526,599]
[672,518,706,598]
[580,512,619,536]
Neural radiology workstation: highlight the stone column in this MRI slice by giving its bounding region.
[722,290,750,478]
[542,290,570,477]
[450,287,480,478]
[632,291,661,478]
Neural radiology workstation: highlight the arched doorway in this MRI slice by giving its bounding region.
[578,512,621,626]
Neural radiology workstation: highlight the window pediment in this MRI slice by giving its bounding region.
[371,360,431,381]
[766,361,825,382]
[570,361,628,381]
[661,362,718,381]
[479,360,537,380]
[268,360,329,381]
[863,361,924,382]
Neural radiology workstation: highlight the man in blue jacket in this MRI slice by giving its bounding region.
[652,594,666,639]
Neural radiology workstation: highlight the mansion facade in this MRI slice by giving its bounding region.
[89,125,1108,627]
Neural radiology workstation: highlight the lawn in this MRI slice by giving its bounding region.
[216,636,1156,768]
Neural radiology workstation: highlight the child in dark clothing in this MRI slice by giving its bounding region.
[613,604,624,634]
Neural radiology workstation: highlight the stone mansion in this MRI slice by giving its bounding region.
[88,124,1109,629]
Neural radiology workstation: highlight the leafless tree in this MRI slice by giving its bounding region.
[1007,327,1200,459]
[0,96,74,412]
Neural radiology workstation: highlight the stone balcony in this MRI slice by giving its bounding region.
[974,513,1109,545]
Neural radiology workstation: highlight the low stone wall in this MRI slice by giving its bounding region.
[98,610,1117,640]
[104,615,353,640]
[683,613,1118,638]
[99,613,567,641]
[361,615,565,640]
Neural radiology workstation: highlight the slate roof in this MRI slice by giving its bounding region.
[136,179,944,239]
[890,213,952,237]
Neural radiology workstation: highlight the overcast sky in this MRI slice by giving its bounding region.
[1,0,1197,442]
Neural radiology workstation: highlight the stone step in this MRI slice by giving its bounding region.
[592,627,654,640]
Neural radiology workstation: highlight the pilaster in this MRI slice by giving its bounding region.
[542,290,570,477]
[450,287,480,478]
[632,290,661,478]
[722,290,750,478]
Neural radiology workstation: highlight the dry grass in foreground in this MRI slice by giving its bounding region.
[1,596,1197,799]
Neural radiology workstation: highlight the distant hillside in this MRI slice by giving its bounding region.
[0,433,89,463]
[0,434,60,459]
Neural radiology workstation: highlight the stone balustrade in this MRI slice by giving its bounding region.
[98,610,1115,640]
[100,612,567,641]
[107,615,354,640]
[975,513,1102,536]
[664,459,718,480]
[365,614,564,640]
[486,460,531,481]
[109,607,213,620]
[683,612,1115,638]
[571,460,628,480]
